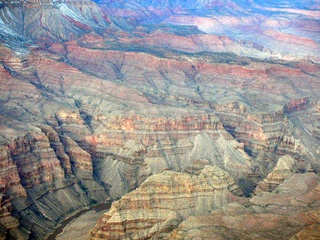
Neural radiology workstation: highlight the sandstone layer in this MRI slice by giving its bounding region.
[91,166,245,240]
[0,0,319,239]
[170,172,320,239]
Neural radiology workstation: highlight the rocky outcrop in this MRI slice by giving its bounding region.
[40,125,72,176]
[9,131,65,188]
[0,147,26,240]
[284,98,310,114]
[0,127,108,239]
[170,173,320,239]
[290,224,320,240]
[254,155,295,194]
[0,1,319,239]
[91,165,245,240]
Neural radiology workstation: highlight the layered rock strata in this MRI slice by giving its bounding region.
[0,147,26,240]
[0,127,108,239]
[91,165,245,240]
[253,154,315,195]
[0,0,109,44]
[254,155,296,194]
[170,172,320,239]
[0,0,319,239]
[0,41,319,239]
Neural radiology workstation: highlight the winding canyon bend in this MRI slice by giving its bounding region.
[0,0,320,239]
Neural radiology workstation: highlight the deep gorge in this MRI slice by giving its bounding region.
[0,0,320,239]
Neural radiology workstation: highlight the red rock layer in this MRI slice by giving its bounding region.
[8,132,65,188]
[0,147,27,239]
[0,4,319,238]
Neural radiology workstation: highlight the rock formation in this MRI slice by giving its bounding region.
[254,155,296,194]
[0,0,319,239]
[91,165,245,240]
[170,172,320,239]
[0,127,108,239]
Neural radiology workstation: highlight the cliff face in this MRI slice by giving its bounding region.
[92,152,320,240]
[0,126,108,239]
[0,0,319,239]
[0,39,319,239]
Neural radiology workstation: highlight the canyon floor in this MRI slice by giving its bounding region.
[0,0,320,239]
[55,210,105,240]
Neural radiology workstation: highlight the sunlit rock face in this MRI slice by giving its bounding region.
[170,173,320,239]
[0,0,319,239]
[91,166,245,240]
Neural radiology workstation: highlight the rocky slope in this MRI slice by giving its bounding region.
[91,156,320,239]
[170,172,320,239]
[0,0,319,239]
[91,165,245,240]
[99,0,320,61]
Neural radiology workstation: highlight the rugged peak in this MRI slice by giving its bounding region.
[254,155,296,194]
[199,165,244,196]
[183,133,253,190]
[274,155,295,171]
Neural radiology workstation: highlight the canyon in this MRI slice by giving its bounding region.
[0,0,319,239]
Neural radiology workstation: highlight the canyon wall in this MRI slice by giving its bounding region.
[1,39,319,238]
[0,127,108,239]
[0,0,319,239]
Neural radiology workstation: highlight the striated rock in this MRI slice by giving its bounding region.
[254,155,296,194]
[0,38,319,239]
[180,133,255,195]
[0,1,319,239]
[9,131,65,189]
[290,224,320,240]
[170,173,320,239]
[60,135,93,179]
[0,147,27,199]
[0,127,108,239]
[92,117,254,199]
[39,125,72,176]
[0,37,319,239]
[0,0,109,43]
[0,194,22,239]
[91,165,245,240]
[0,146,27,239]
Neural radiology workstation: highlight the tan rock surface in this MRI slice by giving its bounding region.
[56,210,104,240]
[91,166,245,239]
[254,155,296,194]
[171,173,320,239]
[0,1,319,239]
